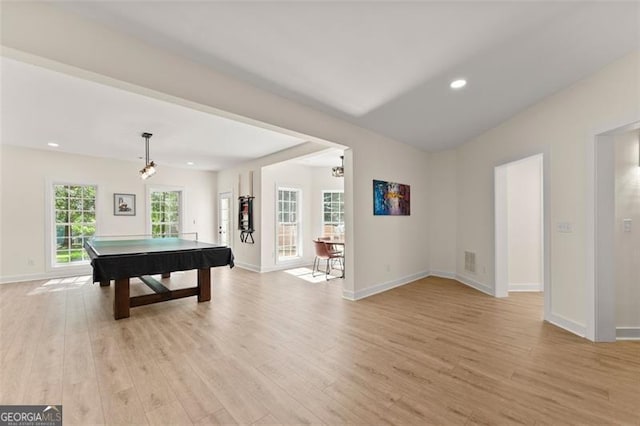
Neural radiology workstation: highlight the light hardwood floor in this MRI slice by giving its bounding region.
[1,268,638,425]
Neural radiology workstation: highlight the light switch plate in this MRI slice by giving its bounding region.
[623,218,632,233]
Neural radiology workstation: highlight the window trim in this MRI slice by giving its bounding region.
[218,191,234,248]
[321,189,345,238]
[45,178,99,271]
[275,185,303,263]
[146,184,185,237]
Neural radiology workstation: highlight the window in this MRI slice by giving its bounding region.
[150,190,181,237]
[277,188,301,260]
[322,191,344,238]
[53,184,96,265]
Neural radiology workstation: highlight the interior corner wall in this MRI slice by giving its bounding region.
[427,150,457,277]
[0,145,216,282]
[614,129,640,329]
[454,52,640,334]
[215,142,329,272]
[216,167,261,271]
[350,141,431,298]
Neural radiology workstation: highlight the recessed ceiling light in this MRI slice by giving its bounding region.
[450,79,467,89]
[47,142,59,147]
[187,161,194,166]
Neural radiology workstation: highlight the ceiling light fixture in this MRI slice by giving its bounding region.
[47,142,59,147]
[139,132,156,180]
[332,155,344,178]
[187,161,194,166]
[450,79,467,89]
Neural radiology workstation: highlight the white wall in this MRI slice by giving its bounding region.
[455,52,639,335]
[216,167,260,271]
[351,142,430,299]
[614,129,640,330]
[215,142,328,272]
[427,150,457,276]
[0,145,216,282]
[507,155,542,291]
[261,162,314,271]
[221,159,344,273]
[257,163,345,272]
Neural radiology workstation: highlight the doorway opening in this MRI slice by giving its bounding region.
[495,153,548,317]
[590,121,640,341]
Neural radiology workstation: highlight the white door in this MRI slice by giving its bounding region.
[218,192,232,247]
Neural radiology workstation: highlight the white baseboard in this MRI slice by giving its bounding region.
[509,282,542,292]
[0,266,92,284]
[546,312,586,337]
[428,270,456,280]
[342,290,356,300]
[343,270,430,301]
[616,327,640,340]
[260,258,314,273]
[235,259,315,274]
[455,273,494,296]
[233,261,261,273]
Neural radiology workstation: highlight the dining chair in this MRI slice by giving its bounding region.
[312,240,344,280]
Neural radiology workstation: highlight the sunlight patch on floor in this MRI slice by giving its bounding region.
[284,267,338,283]
[27,275,93,295]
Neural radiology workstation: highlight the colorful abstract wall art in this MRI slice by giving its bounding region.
[373,180,410,216]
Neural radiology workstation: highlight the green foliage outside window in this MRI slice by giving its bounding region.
[151,191,181,238]
[322,191,344,237]
[54,184,96,264]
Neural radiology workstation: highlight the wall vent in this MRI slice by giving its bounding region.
[464,251,476,274]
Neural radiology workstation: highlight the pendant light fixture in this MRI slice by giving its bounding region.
[139,132,156,179]
[332,155,344,178]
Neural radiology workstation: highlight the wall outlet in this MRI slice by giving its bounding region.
[385,264,390,272]
[27,258,34,266]
[557,222,573,233]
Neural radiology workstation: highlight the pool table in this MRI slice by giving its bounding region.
[84,237,234,319]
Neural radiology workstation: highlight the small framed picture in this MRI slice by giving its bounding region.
[114,193,136,216]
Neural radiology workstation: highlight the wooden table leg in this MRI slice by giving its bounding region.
[100,280,110,287]
[161,272,171,278]
[114,277,130,319]
[197,268,211,302]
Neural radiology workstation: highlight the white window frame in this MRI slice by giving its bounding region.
[146,185,185,238]
[321,190,345,238]
[218,191,234,248]
[275,186,302,263]
[45,179,99,272]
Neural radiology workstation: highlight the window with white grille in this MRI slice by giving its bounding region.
[53,183,96,265]
[322,190,344,238]
[277,188,301,260]
[151,190,181,238]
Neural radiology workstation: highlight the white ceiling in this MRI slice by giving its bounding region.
[1,2,638,166]
[59,1,640,151]
[0,57,307,171]
[290,148,345,168]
